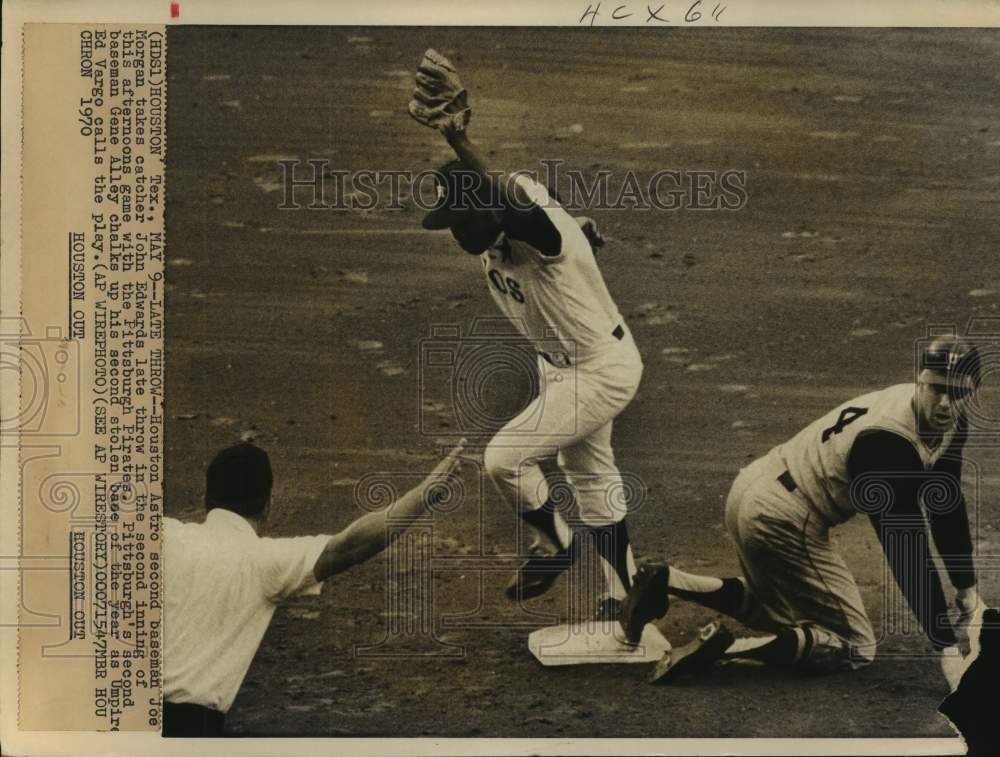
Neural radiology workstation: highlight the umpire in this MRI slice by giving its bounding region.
[162,439,464,736]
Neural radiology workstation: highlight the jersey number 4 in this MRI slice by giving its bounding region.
[488,270,525,304]
[821,406,868,442]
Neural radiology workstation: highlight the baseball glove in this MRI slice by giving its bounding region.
[408,49,471,134]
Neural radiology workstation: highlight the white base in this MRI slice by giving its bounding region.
[528,621,672,666]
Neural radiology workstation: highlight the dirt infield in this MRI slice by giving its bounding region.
[165,27,1000,738]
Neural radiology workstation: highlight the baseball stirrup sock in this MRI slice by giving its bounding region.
[669,572,747,617]
[590,520,636,597]
[722,627,806,665]
[667,566,723,593]
[520,498,572,552]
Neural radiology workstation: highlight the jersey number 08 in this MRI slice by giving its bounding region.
[488,270,525,304]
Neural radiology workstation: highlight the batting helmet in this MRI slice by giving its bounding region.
[918,336,982,391]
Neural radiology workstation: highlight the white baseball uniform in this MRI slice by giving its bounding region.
[480,174,643,598]
[776,383,958,526]
[482,175,631,365]
[725,383,972,669]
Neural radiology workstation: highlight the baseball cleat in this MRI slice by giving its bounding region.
[648,621,734,685]
[620,563,670,645]
[505,550,572,601]
[526,512,572,557]
[592,596,623,623]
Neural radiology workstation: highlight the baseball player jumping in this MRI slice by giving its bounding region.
[621,337,983,687]
[409,50,642,618]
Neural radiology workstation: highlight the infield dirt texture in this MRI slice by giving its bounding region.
[165,27,1000,738]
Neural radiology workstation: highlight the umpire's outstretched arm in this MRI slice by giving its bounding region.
[312,442,465,582]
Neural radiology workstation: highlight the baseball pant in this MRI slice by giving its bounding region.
[483,335,643,527]
[724,451,877,671]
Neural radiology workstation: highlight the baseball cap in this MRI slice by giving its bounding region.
[918,336,982,391]
[205,441,273,516]
[421,160,496,230]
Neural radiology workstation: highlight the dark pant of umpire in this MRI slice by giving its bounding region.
[163,701,226,737]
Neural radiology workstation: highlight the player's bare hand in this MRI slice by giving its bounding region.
[438,117,467,143]
[576,216,605,250]
[956,586,983,617]
[939,645,966,691]
[422,440,467,508]
[955,586,985,650]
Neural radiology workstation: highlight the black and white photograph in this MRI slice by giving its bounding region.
[157,23,1000,746]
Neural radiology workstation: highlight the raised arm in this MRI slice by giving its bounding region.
[443,128,534,212]
[312,443,465,582]
[447,127,565,256]
[407,49,563,256]
[444,124,605,252]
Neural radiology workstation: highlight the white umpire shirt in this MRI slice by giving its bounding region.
[164,508,330,713]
